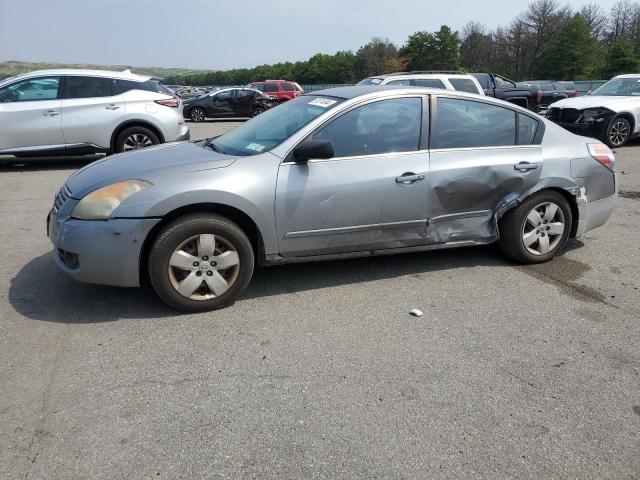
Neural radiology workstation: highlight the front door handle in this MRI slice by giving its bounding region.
[43,110,60,117]
[395,173,425,184]
[105,104,120,110]
[514,162,540,172]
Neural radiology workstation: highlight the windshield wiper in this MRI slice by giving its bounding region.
[202,138,223,153]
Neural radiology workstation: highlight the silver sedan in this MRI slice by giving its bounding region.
[48,86,617,311]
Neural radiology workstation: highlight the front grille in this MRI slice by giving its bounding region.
[53,183,72,213]
[548,107,582,124]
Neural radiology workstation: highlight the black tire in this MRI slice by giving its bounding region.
[251,107,265,117]
[148,213,254,312]
[189,107,206,122]
[498,190,572,264]
[602,116,631,148]
[114,126,159,153]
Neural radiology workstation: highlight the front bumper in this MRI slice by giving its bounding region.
[48,212,159,287]
[551,120,606,139]
[175,125,190,142]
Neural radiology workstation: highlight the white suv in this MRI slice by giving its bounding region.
[0,69,190,157]
[357,72,485,95]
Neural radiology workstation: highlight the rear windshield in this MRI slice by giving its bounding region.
[357,78,383,85]
[211,95,345,156]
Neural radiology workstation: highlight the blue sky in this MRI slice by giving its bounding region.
[0,0,619,70]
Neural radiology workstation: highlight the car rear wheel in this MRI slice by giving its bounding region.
[189,107,206,122]
[115,126,159,153]
[604,116,631,148]
[498,191,572,264]
[148,213,254,312]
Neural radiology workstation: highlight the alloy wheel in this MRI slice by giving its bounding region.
[190,108,206,122]
[123,133,154,151]
[521,202,566,256]
[167,233,240,300]
[609,120,629,147]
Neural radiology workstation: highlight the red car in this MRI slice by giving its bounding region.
[246,80,304,102]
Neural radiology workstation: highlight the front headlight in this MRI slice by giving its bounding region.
[582,109,607,122]
[71,180,151,220]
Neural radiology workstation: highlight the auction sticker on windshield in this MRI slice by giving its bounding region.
[245,143,266,152]
[308,98,338,108]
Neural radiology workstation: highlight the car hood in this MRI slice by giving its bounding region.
[66,141,237,198]
[549,95,640,112]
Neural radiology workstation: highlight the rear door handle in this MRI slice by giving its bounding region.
[396,173,425,184]
[514,162,540,172]
[43,110,60,117]
[105,104,120,110]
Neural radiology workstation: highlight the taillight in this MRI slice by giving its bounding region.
[536,90,542,103]
[587,143,615,170]
[155,98,180,108]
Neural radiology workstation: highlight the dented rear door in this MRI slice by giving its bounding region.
[426,96,543,244]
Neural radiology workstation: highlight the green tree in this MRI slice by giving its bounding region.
[355,37,399,78]
[532,14,598,80]
[602,39,639,78]
[400,26,460,71]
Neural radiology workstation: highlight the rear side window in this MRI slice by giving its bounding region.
[448,78,480,94]
[0,76,60,102]
[66,76,113,99]
[314,97,423,157]
[281,83,294,91]
[541,82,555,90]
[236,89,255,98]
[472,74,490,89]
[263,83,278,93]
[414,79,446,89]
[434,98,516,149]
[517,113,539,145]
[114,79,172,95]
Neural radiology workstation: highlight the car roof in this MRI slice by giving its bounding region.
[307,84,501,102]
[370,72,476,79]
[614,74,640,79]
[1,68,152,83]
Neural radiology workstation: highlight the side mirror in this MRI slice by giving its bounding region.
[293,139,334,163]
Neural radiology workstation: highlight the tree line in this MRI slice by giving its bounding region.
[165,0,640,86]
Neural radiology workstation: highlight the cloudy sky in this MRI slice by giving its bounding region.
[0,0,619,70]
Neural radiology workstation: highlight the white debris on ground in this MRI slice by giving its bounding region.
[409,309,423,317]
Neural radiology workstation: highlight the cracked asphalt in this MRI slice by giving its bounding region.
[1,121,639,479]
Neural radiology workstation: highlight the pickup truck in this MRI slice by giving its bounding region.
[471,73,542,112]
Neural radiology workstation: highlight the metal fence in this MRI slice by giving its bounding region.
[574,80,606,94]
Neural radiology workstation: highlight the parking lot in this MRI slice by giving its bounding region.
[1,121,639,479]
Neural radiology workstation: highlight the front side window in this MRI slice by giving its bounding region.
[448,78,480,94]
[66,76,113,99]
[434,98,516,149]
[313,97,423,158]
[0,76,60,103]
[415,79,446,89]
[212,95,345,156]
[214,90,235,100]
[236,89,255,98]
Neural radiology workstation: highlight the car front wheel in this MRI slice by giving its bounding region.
[148,213,254,312]
[498,191,572,264]
[604,116,631,148]
[189,107,206,122]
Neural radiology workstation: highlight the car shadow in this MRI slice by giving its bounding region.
[0,154,102,172]
[12,244,528,324]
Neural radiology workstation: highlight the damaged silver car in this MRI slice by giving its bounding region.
[48,86,617,311]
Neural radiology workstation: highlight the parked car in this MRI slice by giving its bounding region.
[0,69,189,156]
[556,81,578,98]
[48,85,616,311]
[246,80,304,102]
[183,87,276,121]
[517,80,568,109]
[546,74,640,147]
[357,72,484,95]
[471,73,542,112]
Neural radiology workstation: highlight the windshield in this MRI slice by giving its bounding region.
[590,77,640,96]
[212,95,345,156]
[356,78,383,85]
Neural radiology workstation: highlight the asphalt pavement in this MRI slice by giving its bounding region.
[1,121,639,479]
